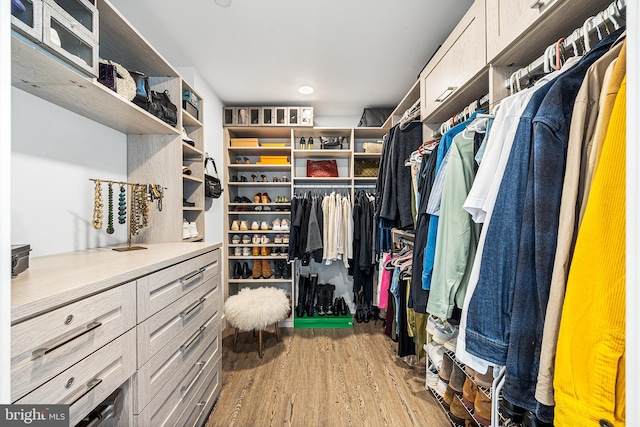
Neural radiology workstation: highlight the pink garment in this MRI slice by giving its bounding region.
[378,253,392,309]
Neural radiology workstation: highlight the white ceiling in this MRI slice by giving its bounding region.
[108,0,474,119]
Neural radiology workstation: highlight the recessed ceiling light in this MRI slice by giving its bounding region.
[298,86,314,95]
[215,0,231,7]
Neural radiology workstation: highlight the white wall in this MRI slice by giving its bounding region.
[314,115,361,128]
[177,67,225,247]
[11,89,128,257]
[1,0,11,403]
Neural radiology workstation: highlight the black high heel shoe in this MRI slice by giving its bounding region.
[251,174,257,182]
[308,136,314,150]
[299,137,306,150]
[240,175,248,182]
[261,174,267,182]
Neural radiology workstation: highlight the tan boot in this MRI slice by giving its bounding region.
[252,259,262,279]
[262,259,273,279]
[252,246,260,256]
[260,246,271,256]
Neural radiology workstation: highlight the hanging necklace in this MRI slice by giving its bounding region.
[92,180,103,229]
[130,184,140,236]
[106,182,114,234]
[118,185,127,224]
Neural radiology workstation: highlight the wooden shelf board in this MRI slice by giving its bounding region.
[353,127,388,138]
[226,127,293,138]
[182,109,202,127]
[353,152,382,158]
[292,149,352,158]
[228,164,291,171]
[183,175,203,183]
[228,182,291,187]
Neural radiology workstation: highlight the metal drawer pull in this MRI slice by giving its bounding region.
[180,326,206,352]
[197,402,206,406]
[180,297,207,318]
[180,268,206,287]
[180,361,208,393]
[530,0,545,8]
[67,378,102,406]
[32,321,102,359]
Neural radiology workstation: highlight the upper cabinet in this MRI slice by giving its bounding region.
[487,0,617,66]
[420,0,487,123]
[485,0,560,63]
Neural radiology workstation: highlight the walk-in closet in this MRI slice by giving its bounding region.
[3,0,635,426]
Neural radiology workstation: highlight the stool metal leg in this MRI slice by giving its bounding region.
[275,322,280,342]
[234,328,239,350]
[258,330,264,358]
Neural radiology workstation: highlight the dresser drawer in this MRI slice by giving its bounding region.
[176,355,222,427]
[137,274,221,367]
[135,294,222,412]
[11,281,136,402]
[135,328,222,426]
[137,249,220,322]
[17,329,136,427]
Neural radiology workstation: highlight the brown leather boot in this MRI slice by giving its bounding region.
[474,387,492,426]
[450,393,472,425]
[252,259,262,279]
[262,259,273,279]
[252,246,260,256]
[260,246,271,256]
[462,376,477,410]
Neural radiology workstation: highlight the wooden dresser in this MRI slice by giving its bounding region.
[10,243,222,427]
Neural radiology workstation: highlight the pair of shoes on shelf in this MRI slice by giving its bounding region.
[233,196,252,203]
[251,174,268,182]
[299,137,314,149]
[252,259,274,279]
[254,205,271,211]
[235,156,250,164]
[233,247,251,257]
[247,221,270,231]
[232,262,252,279]
[231,220,250,231]
[428,315,459,351]
[182,219,199,239]
[251,234,270,244]
[253,192,272,203]
[272,218,290,231]
[183,199,195,207]
[275,196,290,203]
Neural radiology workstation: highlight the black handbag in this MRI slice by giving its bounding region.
[128,71,178,127]
[149,90,178,127]
[205,156,223,199]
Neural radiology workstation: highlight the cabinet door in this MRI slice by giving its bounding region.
[421,0,486,120]
[486,0,559,62]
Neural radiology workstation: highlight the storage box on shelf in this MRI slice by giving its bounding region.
[223,106,313,127]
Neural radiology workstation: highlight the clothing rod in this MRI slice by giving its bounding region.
[294,184,352,189]
[505,0,626,89]
[89,178,168,189]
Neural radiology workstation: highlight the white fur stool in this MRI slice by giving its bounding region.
[224,287,290,358]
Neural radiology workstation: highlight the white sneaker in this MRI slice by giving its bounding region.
[260,221,270,231]
[435,379,448,397]
[242,247,251,257]
[280,219,290,231]
[444,337,457,353]
[282,234,290,244]
[183,220,191,239]
[234,247,242,256]
[242,235,251,244]
[272,218,282,231]
[252,234,261,244]
[274,234,283,244]
[427,342,444,372]
[433,319,458,345]
[189,222,198,238]
[232,235,241,244]
[261,235,271,244]
[426,366,440,389]
[427,315,439,335]
[251,221,260,231]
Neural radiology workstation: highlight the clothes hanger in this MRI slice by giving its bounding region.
[582,16,596,52]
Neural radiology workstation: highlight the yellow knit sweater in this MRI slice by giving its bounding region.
[554,76,626,426]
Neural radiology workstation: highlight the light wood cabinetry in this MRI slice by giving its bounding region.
[420,0,487,123]
[222,126,386,325]
[486,0,609,66]
[12,0,206,245]
[10,243,222,427]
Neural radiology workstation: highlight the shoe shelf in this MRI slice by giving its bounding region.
[353,152,382,159]
[183,174,203,183]
[229,147,291,156]
[228,255,288,260]
[182,109,202,127]
[228,244,289,248]
[442,348,494,400]
[229,211,291,215]
[183,206,203,211]
[292,177,353,183]
[427,387,465,427]
[228,164,292,171]
[292,149,353,159]
[353,177,378,182]
[228,182,292,186]
[455,395,482,427]
[227,230,289,234]
[182,142,204,157]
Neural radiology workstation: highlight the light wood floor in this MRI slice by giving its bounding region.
[205,320,449,427]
